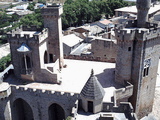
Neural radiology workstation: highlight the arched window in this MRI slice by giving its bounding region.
[13,98,34,120]
[48,103,65,120]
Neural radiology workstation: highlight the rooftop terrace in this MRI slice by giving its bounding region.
[5,59,122,102]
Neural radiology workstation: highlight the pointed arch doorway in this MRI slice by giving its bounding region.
[13,98,34,120]
[48,103,65,120]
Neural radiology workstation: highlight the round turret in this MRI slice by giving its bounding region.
[136,0,151,27]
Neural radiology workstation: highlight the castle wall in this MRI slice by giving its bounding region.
[64,55,115,63]
[115,28,136,85]
[0,83,12,120]
[0,99,12,120]
[91,39,117,63]
[10,86,80,120]
[115,40,134,84]
[134,36,160,118]
[102,102,137,120]
[114,82,133,103]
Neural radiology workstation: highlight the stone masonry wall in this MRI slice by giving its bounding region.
[115,20,160,119]
[91,39,117,63]
[10,85,80,120]
[64,55,115,63]
[135,36,160,118]
[0,98,12,120]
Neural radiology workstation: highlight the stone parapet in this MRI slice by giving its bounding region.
[115,20,157,29]
[64,55,116,63]
[41,5,63,18]
[11,85,80,98]
[115,20,160,41]
[102,102,137,120]
[114,82,133,102]
[0,82,11,99]
[7,27,48,44]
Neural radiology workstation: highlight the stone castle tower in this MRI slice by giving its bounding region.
[41,5,64,68]
[7,5,64,84]
[115,0,159,118]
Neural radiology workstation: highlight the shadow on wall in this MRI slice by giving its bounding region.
[12,98,34,120]
[96,68,123,89]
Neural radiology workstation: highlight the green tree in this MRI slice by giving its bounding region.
[38,0,46,4]
[0,12,11,28]
[27,3,35,11]
[66,116,72,120]
[12,14,19,22]
[62,0,131,29]
[19,9,43,28]
[0,54,11,72]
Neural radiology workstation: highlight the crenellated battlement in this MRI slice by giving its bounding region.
[115,28,136,41]
[114,81,133,101]
[115,20,160,41]
[11,85,80,98]
[115,20,158,30]
[7,26,48,44]
[41,5,63,18]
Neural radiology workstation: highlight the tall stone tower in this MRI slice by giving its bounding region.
[115,0,160,118]
[7,5,64,84]
[41,5,64,68]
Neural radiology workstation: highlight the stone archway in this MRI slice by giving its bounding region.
[13,98,34,120]
[48,103,65,120]
[44,51,48,64]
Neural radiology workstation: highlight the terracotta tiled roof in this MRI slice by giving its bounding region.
[99,19,112,25]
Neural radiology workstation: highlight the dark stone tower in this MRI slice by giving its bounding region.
[115,0,159,119]
[41,5,64,68]
[8,5,64,84]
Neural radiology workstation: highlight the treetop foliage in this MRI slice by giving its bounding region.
[20,9,43,28]
[0,54,11,72]
[62,0,134,29]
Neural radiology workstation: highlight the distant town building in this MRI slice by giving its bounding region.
[62,34,83,56]
[115,2,160,19]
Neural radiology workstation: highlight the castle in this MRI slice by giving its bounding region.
[0,0,159,119]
